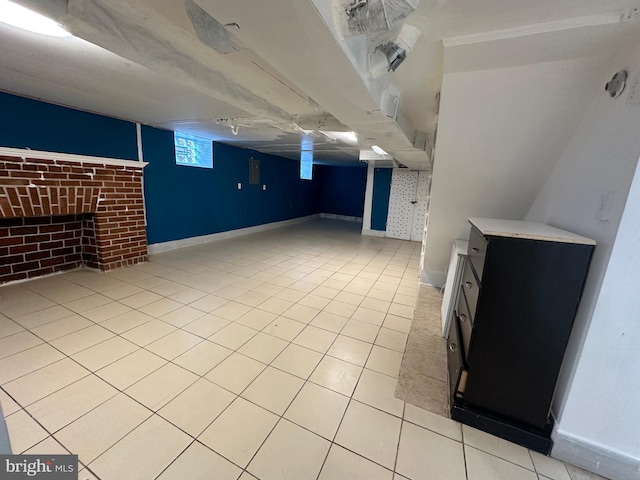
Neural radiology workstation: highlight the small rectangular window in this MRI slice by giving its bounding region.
[174,131,213,168]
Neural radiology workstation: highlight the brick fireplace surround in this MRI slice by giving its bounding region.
[0,148,148,284]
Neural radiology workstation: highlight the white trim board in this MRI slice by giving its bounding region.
[0,147,148,168]
[361,228,387,237]
[148,215,320,254]
[320,213,363,222]
[552,429,640,480]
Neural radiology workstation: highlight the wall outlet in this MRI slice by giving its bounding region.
[237,182,242,190]
[262,185,267,191]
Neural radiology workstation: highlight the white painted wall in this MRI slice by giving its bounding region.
[525,43,640,479]
[422,53,608,285]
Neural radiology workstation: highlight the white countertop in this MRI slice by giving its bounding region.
[469,218,596,245]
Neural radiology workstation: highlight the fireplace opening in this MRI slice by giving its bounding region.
[0,214,97,283]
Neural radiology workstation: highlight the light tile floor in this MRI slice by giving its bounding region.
[0,219,601,480]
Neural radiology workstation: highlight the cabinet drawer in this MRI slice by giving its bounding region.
[461,261,480,318]
[468,227,488,280]
[447,317,464,399]
[456,288,473,359]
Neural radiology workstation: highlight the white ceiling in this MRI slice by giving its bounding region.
[1,0,639,168]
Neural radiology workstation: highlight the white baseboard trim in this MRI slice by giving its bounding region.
[552,429,640,480]
[320,213,363,222]
[148,214,320,254]
[361,228,386,237]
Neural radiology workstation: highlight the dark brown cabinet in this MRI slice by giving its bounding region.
[448,218,595,454]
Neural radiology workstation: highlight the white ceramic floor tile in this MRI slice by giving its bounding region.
[88,415,191,480]
[198,397,278,467]
[5,409,49,453]
[341,319,380,343]
[3,358,89,407]
[324,300,357,318]
[262,316,306,341]
[309,355,363,397]
[168,288,207,305]
[0,344,65,384]
[530,451,571,480]
[158,379,235,437]
[0,314,24,339]
[284,382,349,440]
[28,375,118,432]
[205,352,267,394]
[55,393,152,464]
[173,340,233,376]
[360,297,391,313]
[71,336,139,372]
[138,298,183,318]
[319,444,393,480]
[96,349,167,390]
[258,297,295,315]
[396,421,467,480]
[121,319,176,347]
[335,400,402,469]
[101,284,145,301]
[31,315,93,341]
[248,419,330,480]
[365,345,403,378]
[119,290,164,309]
[23,436,69,455]
[465,445,538,480]
[241,366,304,415]
[281,304,320,324]
[382,314,412,334]
[351,307,387,326]
[189,294,229,313]
[157,441,242,480]
[145,330,203,360]
[63,294,112,313]
[125,363,198,411]
[100,310,155,334]
[353,368,405,417]
[271,343,323,379]
[334,291,364,306]
[209,323,258,350]
[404,403,462,442]
[463,425,534,470]
[182,314,229,338]
[328,335,373,366]
[238,332,289,364]
[375,328,408,352]
[293,325,337,353]
[310,311,348,333]
[211,301,253,321]
[50,325,115,356]
[0,389,20,416]
[388,303,414,319]
[298,294,331,310]
[236,309,277,330]
[0,331,43,359]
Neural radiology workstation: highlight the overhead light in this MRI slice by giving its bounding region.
[372,145,388,155]
[320,131,358,144]
[0,0,70,37]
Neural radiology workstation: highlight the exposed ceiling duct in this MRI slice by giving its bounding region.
[344,0,419,35]
[185,0,243,55]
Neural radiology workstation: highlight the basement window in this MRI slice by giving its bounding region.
[300,136,313,180]
[174,131,213,169]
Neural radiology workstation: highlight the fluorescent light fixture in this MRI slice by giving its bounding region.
[0,0,70,37]
[372,145,388,155]
[320,131,358,144]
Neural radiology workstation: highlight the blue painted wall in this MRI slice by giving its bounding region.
[142,126,321,244]
[0,91,138,160]
[315,164,367,217]
[371,168,392,231]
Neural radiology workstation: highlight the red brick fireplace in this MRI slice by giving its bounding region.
[0,149,148,284]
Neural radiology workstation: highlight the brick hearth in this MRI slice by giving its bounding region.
[0,150,148,284]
